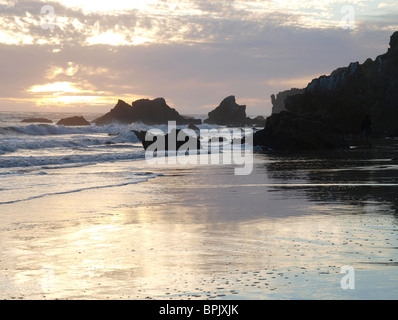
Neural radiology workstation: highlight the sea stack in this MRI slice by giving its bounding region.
[204,96,266,127]
[93,99,133,125]
[56,116,91,126]
[204,96,247,126]
[93,98,202,126]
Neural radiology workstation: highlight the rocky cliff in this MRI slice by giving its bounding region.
[253,111,347,150]
[282,31,398,136]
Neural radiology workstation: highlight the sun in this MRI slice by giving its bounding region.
[27,81,102,106]
[26,81,148,109]
[28,82,81,93]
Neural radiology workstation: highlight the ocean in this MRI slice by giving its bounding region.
[0,111,153,204]
[0,111,228,205]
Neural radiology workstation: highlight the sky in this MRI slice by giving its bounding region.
[0,0,397,116]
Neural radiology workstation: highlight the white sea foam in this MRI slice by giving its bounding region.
[0,151,147,169]
[0,119,226,167]
[0,122,146,168]
[0,123,129,136]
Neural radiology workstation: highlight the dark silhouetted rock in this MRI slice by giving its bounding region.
[21,118,53,123]
[247,115,266,127]
[133,129,201,151]
[271,88,304,114]
[253,111,347,150]
[279,31,398,137]
[93,98,202,126]
[130,98,188,125]
[204,96,248,126]
[56,116,91,126]
[204,96,266,127]
[93,99,134,125]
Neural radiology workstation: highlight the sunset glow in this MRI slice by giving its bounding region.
[28,82,81,93]
[0,0,397,113]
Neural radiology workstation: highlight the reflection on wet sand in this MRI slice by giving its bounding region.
[262,140,398,214]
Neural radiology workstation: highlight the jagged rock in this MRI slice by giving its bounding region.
[204,96,266,126]
[271,88,304,114]
[21,118,53,123]
[388,31,398,53]
[204,96,248,126]
[93,99,134,125]
[130,98,190,125]
[281,31,398,137]
[56,116,90,126]
[93,98,202,126]
[253,111,347,150]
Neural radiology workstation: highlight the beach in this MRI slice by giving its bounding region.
[1,143,398,299]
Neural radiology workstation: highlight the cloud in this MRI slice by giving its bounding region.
[0,0,397,115]
[3,0,393,46]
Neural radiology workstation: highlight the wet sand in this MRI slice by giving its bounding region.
[0,149,398,299]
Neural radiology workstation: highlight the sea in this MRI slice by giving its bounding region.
[0,111,228,205]
[0,111,154,204]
